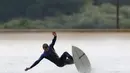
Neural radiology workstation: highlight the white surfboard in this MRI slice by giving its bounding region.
[72,46,91,73]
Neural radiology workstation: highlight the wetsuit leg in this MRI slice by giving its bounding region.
[60,52,74,65]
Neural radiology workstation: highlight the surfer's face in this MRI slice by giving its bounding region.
[43,47,48,51]
[43,43,49,51]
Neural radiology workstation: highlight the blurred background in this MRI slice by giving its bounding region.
[0,0,129,29]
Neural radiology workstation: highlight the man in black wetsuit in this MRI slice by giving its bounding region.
[25,32,74,71]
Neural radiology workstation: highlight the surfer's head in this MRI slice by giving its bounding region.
[42,43,49,51]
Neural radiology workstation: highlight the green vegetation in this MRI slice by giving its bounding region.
[0,0,130,29]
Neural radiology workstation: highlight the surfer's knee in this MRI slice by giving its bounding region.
[64,51,68,54]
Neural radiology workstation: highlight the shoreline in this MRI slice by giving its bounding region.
[0,29,130,33]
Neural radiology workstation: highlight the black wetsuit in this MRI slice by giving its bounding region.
[30,36,74,69]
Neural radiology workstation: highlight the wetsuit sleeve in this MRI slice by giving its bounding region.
[50,36,57,47]
[30,53,45,69]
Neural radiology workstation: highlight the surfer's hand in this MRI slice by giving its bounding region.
[25,67,31,71]
[52,32,57,36]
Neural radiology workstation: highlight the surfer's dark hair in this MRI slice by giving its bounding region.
[42,43,48,49]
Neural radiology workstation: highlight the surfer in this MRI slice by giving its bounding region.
[25,32,74,71]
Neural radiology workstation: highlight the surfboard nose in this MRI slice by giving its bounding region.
[72,45,77,51]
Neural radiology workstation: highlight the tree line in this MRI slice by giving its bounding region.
[0,0,88,22]
[0,0,130,29]
[1,0,130,22]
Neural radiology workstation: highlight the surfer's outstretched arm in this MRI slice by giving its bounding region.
[25,54,44,71]
[50,32,57,47]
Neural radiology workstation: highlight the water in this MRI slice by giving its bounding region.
[0,32,130,73]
